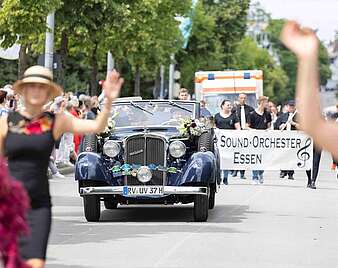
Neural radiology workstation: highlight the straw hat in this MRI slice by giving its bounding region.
[13,65,63,100]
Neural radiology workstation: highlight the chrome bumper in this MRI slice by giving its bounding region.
[79,186,208,196]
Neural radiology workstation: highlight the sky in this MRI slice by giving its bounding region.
[256,0,338,43]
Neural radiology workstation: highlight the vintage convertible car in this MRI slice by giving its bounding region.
[75,100,220,222]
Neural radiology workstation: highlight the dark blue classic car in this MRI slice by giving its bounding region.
[75,100,220,222]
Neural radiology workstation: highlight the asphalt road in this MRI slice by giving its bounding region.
[47,152,338,268]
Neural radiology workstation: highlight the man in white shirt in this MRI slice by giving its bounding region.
[232,94,254,179]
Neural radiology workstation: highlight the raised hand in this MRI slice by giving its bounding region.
[280,21,319,60]
[103,70,124,102]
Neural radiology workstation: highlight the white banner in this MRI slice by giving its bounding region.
[215,129,313,170]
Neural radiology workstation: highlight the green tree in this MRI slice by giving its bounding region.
[110,0,190,96]
[267,19,332,96]
[178,0,250,91]
[0,0,61,75]
[203,0,250,68]
[233,36,289,103]
[53,0,125,95]
[178,1,224,90]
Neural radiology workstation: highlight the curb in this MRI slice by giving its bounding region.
[58,166,75,175]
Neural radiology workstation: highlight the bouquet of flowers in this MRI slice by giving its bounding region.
[178,118,206,138]
[98,112,118,139]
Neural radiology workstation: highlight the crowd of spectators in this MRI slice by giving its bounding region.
[0,85,100,179]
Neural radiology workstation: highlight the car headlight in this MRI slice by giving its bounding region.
[169,141,186,158]
[137,166,152,183]
[103,140,120,158]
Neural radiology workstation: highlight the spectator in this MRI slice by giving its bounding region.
[248,96,272,184]
[91,96,100,116]
[0,89,8,117]
[56,101,76,167]
[200,99,211,118]
[178,88,189,101]
[83,98,96,120]
[69,96,82,153]
[48,96,66,179]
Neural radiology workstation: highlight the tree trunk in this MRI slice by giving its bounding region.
[134,65,141,96]
[59,31,69,88]
[153,68,161,99]
[18,44,28,78]
[90,44,98,96]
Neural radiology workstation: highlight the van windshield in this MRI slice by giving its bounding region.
[203,93,257,115]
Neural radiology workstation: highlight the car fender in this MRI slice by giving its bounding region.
[168,151,216,186]
[75,152,111,182]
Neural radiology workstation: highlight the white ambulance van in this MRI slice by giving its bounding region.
[195,70,263,115]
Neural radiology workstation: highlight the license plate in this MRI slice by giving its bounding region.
[123,186,164,196]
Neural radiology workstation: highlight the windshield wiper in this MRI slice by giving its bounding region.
[130,101,154,115]
[168,101,192,113]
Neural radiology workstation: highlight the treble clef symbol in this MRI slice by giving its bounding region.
[297,138,312,168]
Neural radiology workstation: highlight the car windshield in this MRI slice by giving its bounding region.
[111,101,195,128]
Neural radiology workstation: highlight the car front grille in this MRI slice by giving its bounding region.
[125,135,166,185]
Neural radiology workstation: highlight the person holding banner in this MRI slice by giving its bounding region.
[280,21,338,160]
[274,100,300,180]
[248,96,272,184]
[232,93,254,179]
[215,99,241,184]
[306,146,322,189]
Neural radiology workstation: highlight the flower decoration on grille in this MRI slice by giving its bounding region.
[110,163,181,177]
[178,118,206,137]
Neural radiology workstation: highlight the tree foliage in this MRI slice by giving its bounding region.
[178,0,250,91]
[0,0,190,96]
[232,36,289,103]
[203,0,250,68]
[267,19,332,95]
[0,0,61,47]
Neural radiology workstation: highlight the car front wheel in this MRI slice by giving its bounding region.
[193,194,209,222]
[209,184,216,210]
[83,195,100,222]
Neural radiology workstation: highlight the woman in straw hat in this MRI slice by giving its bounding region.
[0,65,123,268]
[281,22,338,160]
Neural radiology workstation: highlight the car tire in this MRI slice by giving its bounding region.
[82,134,97,153]
[83,195,100,222]
[209,184,216,210]
[104,199,118,209]
[198,130,214,152]
[193,194,209,222]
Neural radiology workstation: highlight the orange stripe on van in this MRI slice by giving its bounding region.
[201,87,257,93]
[195,75,263,83]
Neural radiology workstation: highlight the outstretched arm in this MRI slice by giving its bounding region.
[281,21,338,158]
[54,70,124,139]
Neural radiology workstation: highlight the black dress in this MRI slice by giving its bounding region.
[5,111,56,260]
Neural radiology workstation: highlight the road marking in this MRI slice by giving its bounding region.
[152,187,264,268]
